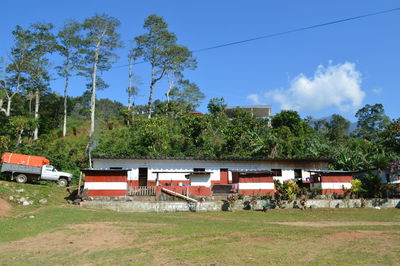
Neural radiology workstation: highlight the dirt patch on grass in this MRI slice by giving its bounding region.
[271,221,400,227]
[0,198,12,217]
[0,222,133,253]
[325,230,400,240]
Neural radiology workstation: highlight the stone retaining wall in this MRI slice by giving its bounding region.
[80,198,400,213]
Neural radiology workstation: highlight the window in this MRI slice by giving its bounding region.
[193,168,205,172]
[294,169,302,179]
[271,169,282,176]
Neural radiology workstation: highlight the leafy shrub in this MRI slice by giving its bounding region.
[274,180,299,201]
[360,173,382,198]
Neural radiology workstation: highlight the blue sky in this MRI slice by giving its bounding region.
[1,0,399,121]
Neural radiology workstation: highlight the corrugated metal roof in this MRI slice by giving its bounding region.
[81,168,131,173]
[231,170,275,176]
[92,155,333,163]
[309,170,356,174]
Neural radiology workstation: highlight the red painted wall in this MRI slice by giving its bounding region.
[220,169,229,184]
[239,176,274,183]
[189,186,212,196]
[85,171,128,197]
[85,175,127,182]
[88,189,127,197]
[321,175,353,183]
[319,175,353,195]
[159,185,212,197]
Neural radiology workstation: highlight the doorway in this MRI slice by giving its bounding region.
[294,169,302,179]
[138,168,148,186]
[220,169,229,184]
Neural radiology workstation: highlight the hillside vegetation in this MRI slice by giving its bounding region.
[0,13,399,182]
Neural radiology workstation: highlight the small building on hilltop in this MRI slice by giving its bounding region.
[83,156,331,197]
[225,105,272,119]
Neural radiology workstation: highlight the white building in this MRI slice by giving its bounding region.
[87,156,331,197]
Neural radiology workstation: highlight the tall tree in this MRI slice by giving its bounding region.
[80,14,122,136]
[207,97,226,115]
[0,57,11,116]
[127,48,141,110]
[24,23,56,140]
[169,79,204,109]
[56,20,83,137]
[326,114,350,141]
[1,27,32,117]
[382,118,400,153]
[355,104,390,140]
[134,14,196,118]
[271,110,302,132]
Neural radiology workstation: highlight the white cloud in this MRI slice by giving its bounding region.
[372,88,382,95]
[264,62,365,113]
[247,93,261,105]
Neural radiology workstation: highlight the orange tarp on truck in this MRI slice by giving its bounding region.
[1,153,50,167]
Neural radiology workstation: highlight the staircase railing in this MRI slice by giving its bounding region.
[127,186,156,196]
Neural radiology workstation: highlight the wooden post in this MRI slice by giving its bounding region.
[77,172,83,197]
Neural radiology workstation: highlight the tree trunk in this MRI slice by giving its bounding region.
[16,129,24,147]
[28,93,32,114]
[166,71,175,103]
[6,97,11,117]
[63,73,69,137]
[0,94,13,117]
[147,65,155,118]
[128,91,131,110]
[0,99,5,116]
[90,42,100,136]
[33,89,40,140]
[128,56,133,110]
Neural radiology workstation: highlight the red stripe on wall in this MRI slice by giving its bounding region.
[321,176,353,183]
[239,177,274,183]
[85,176,127,182]
[189,186,212,196]
[127,180,138,186]
[88,189,127,196]
[159,180,190,186]
[239,189,275,195]
[160,185,212,196]
[86,171,127,176]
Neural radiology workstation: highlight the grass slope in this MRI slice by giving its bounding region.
[0,202,399,265]
[0,180,399,265]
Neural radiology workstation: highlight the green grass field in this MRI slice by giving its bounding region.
[0,181,400,265]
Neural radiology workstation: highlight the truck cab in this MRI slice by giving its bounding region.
[41,165,73,186]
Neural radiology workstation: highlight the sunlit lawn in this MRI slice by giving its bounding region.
[0,205,399,265]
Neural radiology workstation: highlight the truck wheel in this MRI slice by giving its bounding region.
[15,174,28,184]
[58,178,68,187]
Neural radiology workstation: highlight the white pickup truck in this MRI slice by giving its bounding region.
[1,163,73,186]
